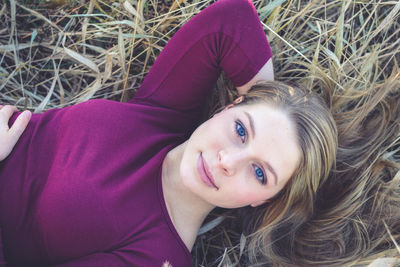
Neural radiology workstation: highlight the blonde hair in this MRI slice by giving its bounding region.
[231,81,337,265]
[219,78,400,266]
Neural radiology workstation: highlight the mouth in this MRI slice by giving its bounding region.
[197,153,218,190]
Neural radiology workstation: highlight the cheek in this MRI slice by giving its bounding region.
[221,181,265,208]
[221,192,263,209]
[198,118,232,148]
[191,118,223,143]
[238,189,265,203]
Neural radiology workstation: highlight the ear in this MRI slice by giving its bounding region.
[223,96,244,111]
[224,104,235,110]
[250,199,269,207]
[233,96,244,104]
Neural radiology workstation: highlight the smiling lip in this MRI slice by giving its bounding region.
[197,153,218,190]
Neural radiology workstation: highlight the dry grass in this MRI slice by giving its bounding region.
[1,0,399,266]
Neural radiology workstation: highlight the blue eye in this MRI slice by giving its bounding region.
[253,165,266,184]
[235,120,246,143]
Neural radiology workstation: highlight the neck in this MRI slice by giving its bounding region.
[162,141,215,251]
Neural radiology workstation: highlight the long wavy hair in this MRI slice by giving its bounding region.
[216,77,399,266]
[230,81,337,265]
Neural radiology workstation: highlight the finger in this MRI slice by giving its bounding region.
[0,105,18,123]
[9,111,31,142]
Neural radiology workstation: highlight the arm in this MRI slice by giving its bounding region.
[131,0,273,111]
[236,58,274,95]
[0,105,31,161]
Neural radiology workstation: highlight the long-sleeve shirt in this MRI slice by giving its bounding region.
[0,0,272,266]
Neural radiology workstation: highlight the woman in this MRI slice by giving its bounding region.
[0,0,397,266]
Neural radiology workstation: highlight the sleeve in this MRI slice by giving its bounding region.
[130,0,272,111]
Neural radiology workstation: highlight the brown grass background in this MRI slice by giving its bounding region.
[0,0,399,266]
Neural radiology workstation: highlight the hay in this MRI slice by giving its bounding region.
[1,0,399,266]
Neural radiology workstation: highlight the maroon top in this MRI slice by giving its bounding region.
[0,0,272,266]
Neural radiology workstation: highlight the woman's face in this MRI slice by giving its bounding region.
[180,102,301,209]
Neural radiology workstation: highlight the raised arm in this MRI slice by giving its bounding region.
[0,105,31,161]
[131,0,273,111]
[237,58,274,94]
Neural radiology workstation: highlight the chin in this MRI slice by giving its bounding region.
[179,156,197,190]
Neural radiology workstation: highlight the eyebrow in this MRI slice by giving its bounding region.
[244,111,279,186]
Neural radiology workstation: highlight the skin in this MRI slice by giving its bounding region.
[162,101,301,251]
[180,102,301,208]
[236,59,274,94]
[0,105,31,161]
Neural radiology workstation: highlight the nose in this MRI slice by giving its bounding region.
[217,149,245,176]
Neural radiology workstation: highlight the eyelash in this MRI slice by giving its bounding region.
[235,120,246,143]
[234,120,267,185]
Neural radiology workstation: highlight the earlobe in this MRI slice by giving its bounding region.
[250,199,269,207]
[224,104,234,110]
[223,96,244,111]
[224,96,244,111]
[234,96,244,104]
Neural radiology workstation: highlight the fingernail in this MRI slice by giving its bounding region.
[23,110,32,120]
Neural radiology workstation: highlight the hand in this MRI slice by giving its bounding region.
[0,105,31,161]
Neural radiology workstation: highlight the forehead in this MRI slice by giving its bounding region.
[235,103,301,185]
